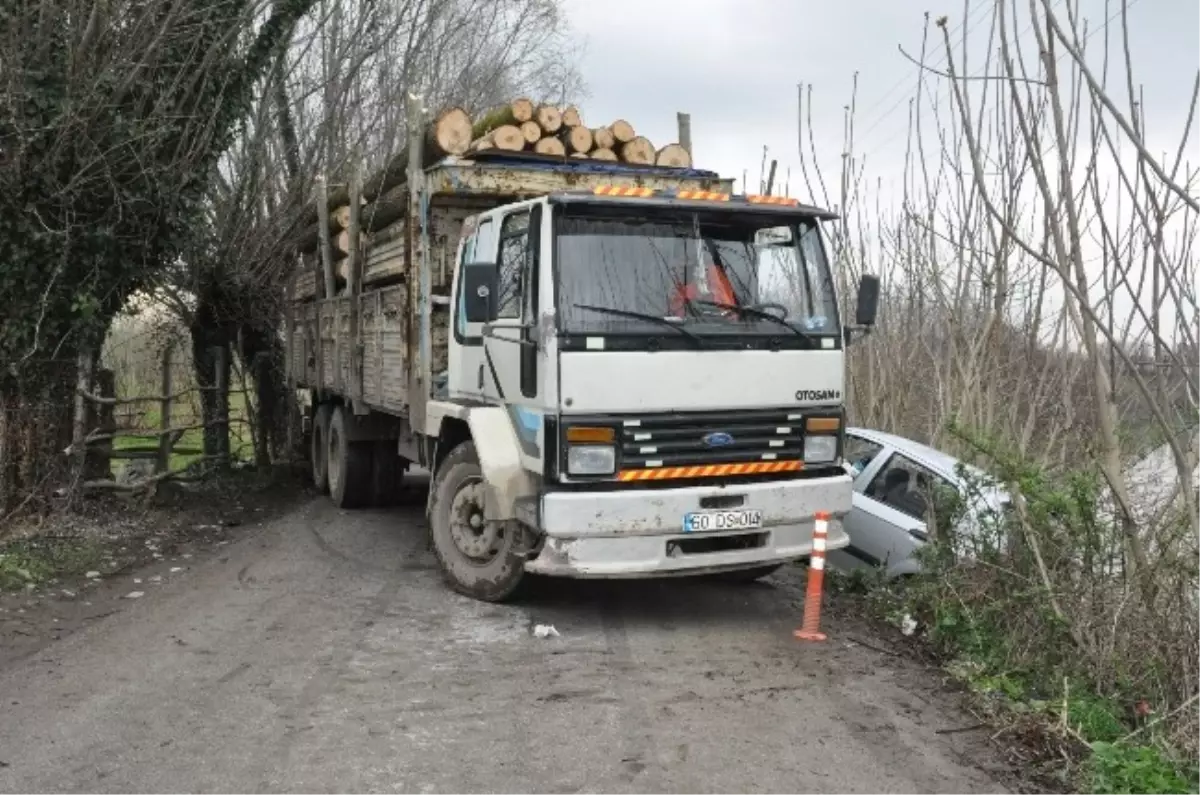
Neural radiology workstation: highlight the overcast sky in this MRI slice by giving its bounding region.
[561,0,1199,207]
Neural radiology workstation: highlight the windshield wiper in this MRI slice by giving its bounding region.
[572,303,705,347]
[686,299,820,344]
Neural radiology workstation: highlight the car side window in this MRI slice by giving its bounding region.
[866,453,955,524]
[845,435,883,477]
[496,211,530,319]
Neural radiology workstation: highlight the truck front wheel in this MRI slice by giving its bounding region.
[429,441,525,602]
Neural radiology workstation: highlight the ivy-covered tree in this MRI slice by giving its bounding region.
[0,0,316,509]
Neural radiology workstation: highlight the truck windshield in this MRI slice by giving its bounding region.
[555,209,840,344]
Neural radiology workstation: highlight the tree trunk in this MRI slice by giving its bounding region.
[619,137,655,165]
[534,137,566,156]
[591,148,618,161]
[519,120,542,145]
[655,143,692,168]
[470,99,535,138]
[592,127,616,150]
[423,107,472,160]
[534,104,563,134]
[610,119,636,143]
[559,125,593,153]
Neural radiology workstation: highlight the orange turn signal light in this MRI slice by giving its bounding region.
[566,426,615,443]
[806,417,841,433]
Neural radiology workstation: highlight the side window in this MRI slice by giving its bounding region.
[865,453,956,524]
[844,435,883,478]
[497,211,530,319]
[455,217,492,343]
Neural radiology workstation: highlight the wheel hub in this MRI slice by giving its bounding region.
[449,480,502,561]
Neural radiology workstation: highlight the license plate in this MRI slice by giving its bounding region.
[682,509,764,533]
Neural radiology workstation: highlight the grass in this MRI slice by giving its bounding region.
[0,537,105,590]
[111,392,255,476]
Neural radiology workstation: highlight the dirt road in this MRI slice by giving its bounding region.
[0,480,1007,793]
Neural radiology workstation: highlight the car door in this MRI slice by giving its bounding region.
[842,450,932,574]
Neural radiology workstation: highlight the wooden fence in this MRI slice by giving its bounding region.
[69,343,252,495]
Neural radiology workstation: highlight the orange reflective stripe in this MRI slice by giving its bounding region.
[617,460,803,481]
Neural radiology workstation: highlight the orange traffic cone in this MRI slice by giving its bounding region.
[794,511,831,642]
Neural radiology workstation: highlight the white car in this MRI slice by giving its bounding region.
[828,427,1010,578]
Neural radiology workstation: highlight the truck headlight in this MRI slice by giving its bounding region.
[567,445,616,476]
[803,435,837,464]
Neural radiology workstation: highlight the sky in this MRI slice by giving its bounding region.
[560,0,1199,204]
[559,0,1199,344]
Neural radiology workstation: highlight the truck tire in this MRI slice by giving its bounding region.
[311,404,333,494]
[714,564,784,583]
[327,406,372,509]
[429,441,525,602]
[370,440,405,507]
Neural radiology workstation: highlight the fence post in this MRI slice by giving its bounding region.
[157,343,173,474]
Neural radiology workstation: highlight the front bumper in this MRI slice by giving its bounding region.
[524,473,853,578]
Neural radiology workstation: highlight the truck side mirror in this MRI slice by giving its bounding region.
[855,274,880,327]
[462,262,498,323]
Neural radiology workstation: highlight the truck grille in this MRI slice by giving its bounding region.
[617,408,809,470]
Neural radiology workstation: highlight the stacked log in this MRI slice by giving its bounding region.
[466,99,692,169]
[292,99,696,299]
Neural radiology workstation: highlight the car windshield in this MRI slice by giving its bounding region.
[555,208,840,340]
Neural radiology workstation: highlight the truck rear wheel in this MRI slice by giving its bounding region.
[429,441,525,602]
[327,406,372,509]
[311,404,333,494]
[370,441,405,507]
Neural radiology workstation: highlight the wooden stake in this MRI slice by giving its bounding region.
[316,175,336,299]
[676,112,692,159]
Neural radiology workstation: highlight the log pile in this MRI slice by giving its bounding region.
[293,99,694,299]
[466,99,692,168]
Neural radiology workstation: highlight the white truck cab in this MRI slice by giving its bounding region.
[421,186,880,600]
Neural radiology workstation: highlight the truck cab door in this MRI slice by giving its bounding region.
[448,215,497,401]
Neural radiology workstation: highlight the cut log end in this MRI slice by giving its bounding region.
[560,125,593,153]
[535,104,563,134]
[519,120,542,144]
[427,107,472,157]
[619,136,655,165]
[592,126,616,150]
[610,119,636,143]
[570,152,590,159]
[655,143,692,169]
[534,136,566,157]
[470,136,494,152]
[591,147,618,161]
[511,98,535,123]
[490,125,526,152]
[561,105,582,127]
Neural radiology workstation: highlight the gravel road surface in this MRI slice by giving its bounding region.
[0,480,1006,793]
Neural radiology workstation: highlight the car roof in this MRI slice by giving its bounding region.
[846,427,969,481]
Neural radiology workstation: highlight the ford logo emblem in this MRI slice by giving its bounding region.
[703,432,735,448]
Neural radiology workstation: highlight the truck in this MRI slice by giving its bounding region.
[287,99,880,602]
